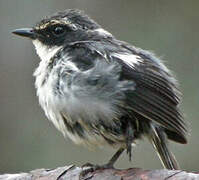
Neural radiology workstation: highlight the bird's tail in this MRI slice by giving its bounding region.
[148,124,180,170]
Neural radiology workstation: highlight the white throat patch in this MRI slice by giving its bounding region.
[32,40,62,62]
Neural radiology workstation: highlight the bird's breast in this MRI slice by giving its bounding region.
[33,58,130,147]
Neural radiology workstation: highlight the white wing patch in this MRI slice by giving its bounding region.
[112,53,142,68]
[94,28,113,37]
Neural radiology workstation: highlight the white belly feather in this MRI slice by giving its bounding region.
[32,40,128,148]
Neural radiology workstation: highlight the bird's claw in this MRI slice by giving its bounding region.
[80,162,114,179]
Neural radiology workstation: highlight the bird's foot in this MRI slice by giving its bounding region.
[79,148,124,179]
[80,162,114,179]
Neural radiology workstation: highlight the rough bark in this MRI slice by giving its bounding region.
[0,165,199,180]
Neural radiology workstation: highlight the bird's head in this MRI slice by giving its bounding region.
[12,9,112,61]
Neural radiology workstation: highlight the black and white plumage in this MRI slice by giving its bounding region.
[13,9,187,170]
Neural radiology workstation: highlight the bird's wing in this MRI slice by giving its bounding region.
[108,42,187,144]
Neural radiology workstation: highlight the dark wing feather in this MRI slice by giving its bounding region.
[112,44,187,144]
[78,39,187,143]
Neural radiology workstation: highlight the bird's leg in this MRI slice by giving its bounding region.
[126,121,134,161]
[82,147,125,169]
[80,148,125,179]
[106,147,125,168]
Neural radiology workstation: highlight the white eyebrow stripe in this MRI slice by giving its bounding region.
[111,53,142,68]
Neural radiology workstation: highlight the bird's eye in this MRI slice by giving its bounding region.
[52,26,65,36]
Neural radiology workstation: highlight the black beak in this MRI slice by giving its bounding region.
[12,28,36,39]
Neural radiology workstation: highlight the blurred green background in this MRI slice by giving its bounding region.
[0,0,198,173]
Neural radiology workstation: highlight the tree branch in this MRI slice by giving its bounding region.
[0,165,199,180]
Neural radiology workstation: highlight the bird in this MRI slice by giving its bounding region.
[12,9,187,170]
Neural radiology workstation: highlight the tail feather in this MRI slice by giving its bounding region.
[149,124,180,170]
